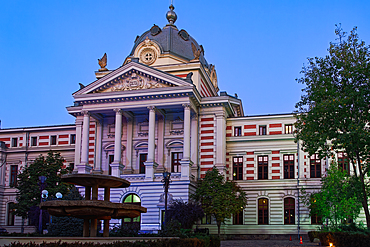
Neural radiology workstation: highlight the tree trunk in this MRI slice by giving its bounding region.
[217,221,221,238]
[359,174,370,228]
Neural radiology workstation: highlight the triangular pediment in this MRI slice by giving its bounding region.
[74,62,192,96]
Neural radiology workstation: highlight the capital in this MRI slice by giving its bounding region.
[113,108,123,114]
[182,103,191,109]
[81,110,90,116]
[147,106,156,112]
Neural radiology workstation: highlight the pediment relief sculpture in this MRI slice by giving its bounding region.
[100,72,169,93]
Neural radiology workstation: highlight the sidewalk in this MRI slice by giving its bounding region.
[221,240,319,247]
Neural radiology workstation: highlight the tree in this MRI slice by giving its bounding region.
[192,167,247,237]
[295,25,370,228]
[14,151,72,224]
[301,162,362,227]
[166,199,204,229]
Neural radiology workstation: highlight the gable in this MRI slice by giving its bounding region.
[95,70,171,93]
[74,62,192,96]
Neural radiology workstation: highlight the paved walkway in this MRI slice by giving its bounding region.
[221,240,319,247]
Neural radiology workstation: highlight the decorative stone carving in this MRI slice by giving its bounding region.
[98,53,108,71]
[170,117,184,135]
[138,120,149,137]
[104,73,165,92]
[140,48,157,65]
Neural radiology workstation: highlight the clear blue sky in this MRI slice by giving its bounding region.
[1,0,369,128]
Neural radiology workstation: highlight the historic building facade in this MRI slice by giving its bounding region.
[0,5,355,235]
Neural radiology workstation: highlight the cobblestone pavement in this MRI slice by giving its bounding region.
[221,240,319,247]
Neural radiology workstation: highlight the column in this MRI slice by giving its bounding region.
[73,119,82,173]
[93,119,103,174]
[144,106,158,181]
[111,108,124,177]
[123,112,134,174]
[157,115,165,173]
[180,104,193,180]
[190,114,199,178]
[215,111,226,172]
[77,111,92,174]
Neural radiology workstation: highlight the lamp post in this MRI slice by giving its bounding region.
[38,176,47,234]
[162,171,171,226]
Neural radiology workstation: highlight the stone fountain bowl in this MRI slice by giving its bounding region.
[40,200,147,220]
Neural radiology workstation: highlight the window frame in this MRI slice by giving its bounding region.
[7,203,15,226]
[310,154,321,178]
[234,126,242,136]
[11,138,18,147]
[337,152,349,175]
[285,124,293,134]
[122,194,141,228]
[70,134,76,144]
[10,165,18,187]
[258,155,268,180]
[284,197,295,225]
[233,211,243,225]
[283,154,295,179]
[31,137,37,146]
[259,125,267,135]
[233,156,243,180]
[258,198,269,225]
[171,152,183,173]
[50,135,57,145]
[139,153,147,174]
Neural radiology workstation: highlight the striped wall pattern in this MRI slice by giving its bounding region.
[199,116,215,178]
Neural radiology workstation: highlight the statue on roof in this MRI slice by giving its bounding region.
[98,53,108,71]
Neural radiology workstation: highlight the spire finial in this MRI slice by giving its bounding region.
[166,4,177,25]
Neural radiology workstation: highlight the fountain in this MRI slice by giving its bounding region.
[40,174,147,237]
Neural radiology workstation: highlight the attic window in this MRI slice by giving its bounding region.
[178,29,189,41]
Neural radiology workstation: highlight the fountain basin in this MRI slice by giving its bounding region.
[40,200,147,219]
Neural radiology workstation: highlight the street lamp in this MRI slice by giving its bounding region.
[162,171,171,226]
[38,176,47,234]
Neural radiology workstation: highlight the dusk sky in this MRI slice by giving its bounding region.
[1,0,369,128]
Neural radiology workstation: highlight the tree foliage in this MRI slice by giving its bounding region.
[166,199,204,229]
[301,162,362,227]
[14,151,72,219]
[192,167,247,236]
[295,26,370,228]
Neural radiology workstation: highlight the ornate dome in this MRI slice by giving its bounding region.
[128,5,209,69]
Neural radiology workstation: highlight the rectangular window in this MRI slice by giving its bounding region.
[310,154,321,178]
[139,153,147,174]
[233,156,243,180]
[171,152,183,173]
[50,135,57,145]
[233,212,243,225]
[311,214,322,225]
[31,137,37,146]
[10,165,18,187]
[258,155,268,180]
[70,134,76,144]
[284,198,295,224]
[338,152,349,175]
[283,154,295,179]
[258,198,268,225]
[285,124,293,134]
[11,138,18,147]
[234,126,242,136]
[7,203,15,226]
[259,126,267,135]
[108,155,114,175]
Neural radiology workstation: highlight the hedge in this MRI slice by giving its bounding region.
[5,236,220,247]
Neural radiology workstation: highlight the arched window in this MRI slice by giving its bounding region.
[258,198,268,225]
[122,194,141,229]
[284,197,295,224]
